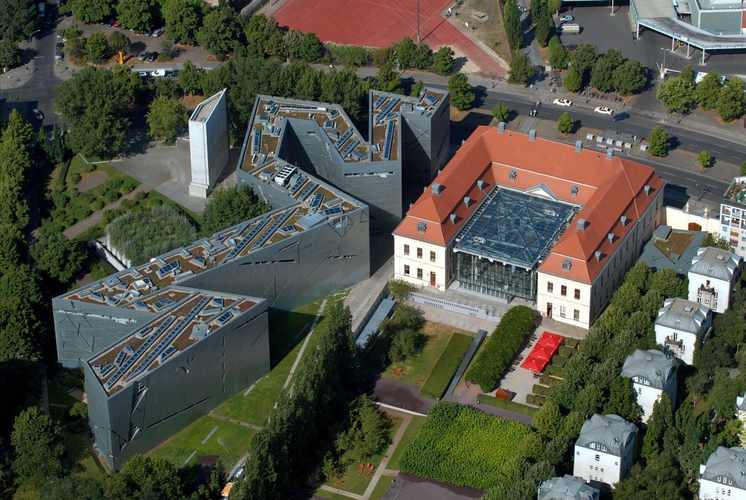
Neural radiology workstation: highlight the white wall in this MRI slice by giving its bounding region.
[573,446,632,487]
[664,205,720,233]
[393,235,449,289]
[189,91,229,198]
[700,478,746,500]
[632,374,677,422]
[536,274,592,328]
[655,324,699,365]
[688,275,732,314]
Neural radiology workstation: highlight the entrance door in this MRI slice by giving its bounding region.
[546,303,553,318]
[430,272,436,287]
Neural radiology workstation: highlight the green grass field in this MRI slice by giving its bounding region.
[382,323,474,388]
[146,416,256,469]
[478,394,539,417]
[385,415,425,471]
[420,333,473,400]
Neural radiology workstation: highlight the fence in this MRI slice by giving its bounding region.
[407,292,501,322]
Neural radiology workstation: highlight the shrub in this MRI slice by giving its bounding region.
[68,172,82,185]
[565,338,579,348]
[135,191,148,201]
[83,163,95,173]
[466,306,536,391]
[388,279,414,300]
[551,355,567,367]
[103,189,119,204]
[120,199,136,211]
[539,373,561,386]
[78,192,95,205]
[532,384,550,396]
[545,365,565,377]
[56,158,72,185]
[105,178,124,190]
[91,200,105,211]
[526,394,547,406]
[559,345,575,357]
[121,180,138,194]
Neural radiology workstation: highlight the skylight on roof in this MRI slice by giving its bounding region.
[684,305,693,312]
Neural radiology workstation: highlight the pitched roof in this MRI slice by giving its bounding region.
[702,446,746,490]
[689,246,742,281]
[655,298,710,334]
[575,414,636,457]
[620,349,677,390]
[539,475,599,500]
[393,127,664,284]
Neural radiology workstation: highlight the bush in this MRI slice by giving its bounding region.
[565,338,579,348]
[121,180,138,194]
[558,345,575,357]
[388,279,414,300]
[550,355,567,367]
[526,394,547,406]
[91,200,105,211]
[532,384,550,396]
[83,162,95,173]
[135,191,148,201]
[56,159,72,185]
[103,189,119,204]
[399,402,535,489]
[466,306,536,391]
[538,373,561,386]
[120,199,136,211]
[68,172,82,185]
[545,365,565,377]
[105,178,124,190]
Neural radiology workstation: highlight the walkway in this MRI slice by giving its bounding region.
[63,170,171,239]
[206,412,263,432]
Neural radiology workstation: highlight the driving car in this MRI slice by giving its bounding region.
[32,109,44,120]
[146,52,158,62]
[559,14,574,21]
[153,28,164,37]
[612,112,630,122]
[137,51,150,61]
[553,98,572,107]
[594,106,613,115]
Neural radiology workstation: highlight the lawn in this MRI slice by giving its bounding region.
[385,415,425,471]
[146,415,257,470]
[420,333,474,400]
[382,323,475,388]
[61,429,110,480]
[368,477,395,500]
[321,417,403,495]
[478,394,539,417]
[654,230,696,260]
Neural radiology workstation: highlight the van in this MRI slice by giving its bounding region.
[151,69,167,77]
[559,23,580,34]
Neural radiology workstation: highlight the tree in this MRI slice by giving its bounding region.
[432,46,455,76]
[447,73,475,111]
[30,232,86,284]
[0,40,21,69]
[158,40,174,61]
[532,401,564,438]
[388,279,414,300]
[196,7,240,57]
[11,407,66,487]
[508,53,535,85]
[0,224,24,274]
[299,31,323,63]
[492,101,509,122]
[604,378,641,422]
[590,48,623,93]
[108,31,132,56]
[548,36,568,68]
[50,123,67,163]
[695,70,723,111]
[374,64,402,93]
[613,453,683,499]
[649,268,683,298]
[146,96,187,143]
[647,126,670,157]
[69,0,114,24]
[609,282,642,315]
[39,476,104,500]
[283,29,303,60]
[698,150,712,169]
[534,0,554,47]
[656,75,695,116]
[117,0,153,33]
[547,0,562,14]
[335,396,391,460]
[717,76,746,123]
[563,66,582,92]
[164,0,203,45]
[200,185,270,236]
[178,59,204,95]
[503,0,523,50]
[614,59,648,96]
[121,455,184,500]
[86,31,109,64]
[568,43,598,81]
[410,79,425,97]
[0,0,37,42]
[557,111,573,134]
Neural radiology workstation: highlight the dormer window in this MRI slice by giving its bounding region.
[509,170,517,182]
[562,259,571,272]
[417,222,427,234]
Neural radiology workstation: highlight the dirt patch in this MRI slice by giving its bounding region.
[184,94,206,112]
[459,0,512,63]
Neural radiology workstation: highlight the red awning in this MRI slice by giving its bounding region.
[530,345,556,361]
[521,355,549,373]
[538,331,564,349]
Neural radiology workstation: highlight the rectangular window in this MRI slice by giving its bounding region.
[595,454,600,461]
[561,285,567,296]
[547,282,554,293]
[404,265,410,276]
[404,244,410,256]
[574,289,580,300]
[574,309,580,321]
[560,306,566,317]
[417,268,423,279]
[430,251,436,262]
[417,248,423,259]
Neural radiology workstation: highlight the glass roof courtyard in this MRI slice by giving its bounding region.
[455,188,577,269]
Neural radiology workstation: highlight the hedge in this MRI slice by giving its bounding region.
[56,158,72,185]
[559,345,576,357]
[399,402,535,489]
[551,355,568,367]
[565,337,580,348]
[526,394,547,406]
[465,306,536,391]
[539,373,561,386]
[532,384,550,396]
[545,365,565,377]
[420,333,473,400]
[477,395,538,417]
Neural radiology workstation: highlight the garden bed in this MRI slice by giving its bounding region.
[419,333,473,400]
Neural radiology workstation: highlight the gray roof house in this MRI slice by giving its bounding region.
[539,475,599,500]
[690,247,741,281]
[576,414,637,457]
[699,446,746,498]
[620,349,677,391]
[637,225,706,273]
[656,298,711,334]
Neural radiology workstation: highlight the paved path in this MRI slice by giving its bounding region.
[206,412,263,432]
[74,171,108,192]
[63,170,171,239]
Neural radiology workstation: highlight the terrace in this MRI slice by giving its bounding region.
[723,176,746,209]
[88,289,257,395]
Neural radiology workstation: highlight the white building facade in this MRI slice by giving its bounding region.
[573,414,637,488]
[655,298,712,365]
[700,446,746,500]
[719,176,746,258]
[620,349,677,422]
[687,247,742,314]
[189,89,229,198]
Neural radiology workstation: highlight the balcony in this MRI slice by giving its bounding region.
[665,336,683,347]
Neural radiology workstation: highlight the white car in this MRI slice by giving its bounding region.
[151,69,166,77]
[594,106,613,115]
[32,109,44,120]
[559,14,574,22]
[553,98,572,107]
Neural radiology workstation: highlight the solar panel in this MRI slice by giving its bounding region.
[328,130,339,140]
[216,310,233,326]
[153,298,175,311]
[250,209,295,250]
[100,363,115,377]
[264,100,275,110]
[105,296,120,306]
[191,256,207,268]
[323,120,334,130]
[341,139,359,158]
[310,193,323,210]
[156,260,181,279]
[104,276,121,287]
[160,346,177,363]
[279,225,297,235]
[385,111,397,121]
[351,151,366,161]
[383,120,395,161]
[425,95,438,106]
[325,197,342,207]
[211,298,224,308]
[334,129,353,150]
[269,105,279,116]
[222,217,271,263]
[91,292,104,303]
[114,351,126,366]
[323,207,344,216]
[135,326,153,339]
[374,95,386,109]
[124,345,135,355]
[257,115,269,123]
[289,176,307,196]
[375,98,400,124]
[251,128,261,155]
[298,182,318,202]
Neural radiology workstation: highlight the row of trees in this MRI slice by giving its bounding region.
[657,66,746,123]
[563,44,648,96]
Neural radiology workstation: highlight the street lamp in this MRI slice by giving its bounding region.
[660,47,668,79]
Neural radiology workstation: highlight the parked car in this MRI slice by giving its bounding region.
[105,17,114,26]
[553,98,572,107]
[55,41,63,52]
[612,112,630,122]
[146,52,158,62]
[55,51,63,60]
[151,69,166,77]
[143,31,151,37]
[165,70,179,77]
[152,28,164,37]
[32,109,44,120]
[113,19,120,27]
[137,51,150,61]
[594,106,613,115]
[138,71,149,77]
[559,14,574,22]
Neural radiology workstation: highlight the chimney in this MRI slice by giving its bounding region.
[577,219,587,231]
[432,183,443,195]
[464,196,472,208]
[620,215,628,227]
[498,122,506,133]
[529,129,537,141]
[575,140,582,152]
[450,214,457,225]
[595,251,602,262]
[606,148,614,160]
[644,184,651,196]
[477,180,484,191]
[608,232,615,244]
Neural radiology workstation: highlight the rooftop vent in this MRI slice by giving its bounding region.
[644,184,651,196]
[604,422,611,427]
[571,185,578,197]
[417,221,427,234]
[450,214,457,225]
[646,355,653,361]
[607,233,615,244]
[477,179,484,191]
[509,170,517,182]
[595,251,602,262]
[464,196,472,208]
[620,215,628,227]
[498,122,506,133]
[606,148,614,160]
[561,259,572,272]
[575,140,582,153]
[655,370,661,376]
[717,254,725,260]
[577,219,588,231]
[432,183,443,195]
[684,305,693,312]
[529,129,537,141]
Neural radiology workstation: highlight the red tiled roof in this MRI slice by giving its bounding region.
[393,126,664,284]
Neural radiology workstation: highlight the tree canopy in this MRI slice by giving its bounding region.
[196,7,240,57]
[647,126,670,157]
[447,73,475,111]
[0,0,37,42]
[146,96,188,142]
[164,0,204,45]
[717,76,746,123]
[508,53,536,85]
[11,406,66,488]
[200,185,270,237]
[29,232,86,284]
[657,75,695,115]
